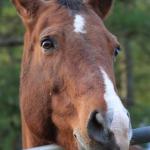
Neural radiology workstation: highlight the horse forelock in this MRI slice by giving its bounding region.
[57,0,83,10]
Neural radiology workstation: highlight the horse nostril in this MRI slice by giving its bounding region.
[73,133,77,139]
[87,111,114,145]
[95,113,105,127]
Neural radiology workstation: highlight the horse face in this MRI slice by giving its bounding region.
[13,0,132,149]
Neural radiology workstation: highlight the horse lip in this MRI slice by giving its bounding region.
[73,129,120,150]
[73,130,89,150]
[75,139,87,150]
[73,130,107,150]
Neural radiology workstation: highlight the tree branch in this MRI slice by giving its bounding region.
[0,37,23,47]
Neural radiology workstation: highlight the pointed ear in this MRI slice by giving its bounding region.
[86,0,113,19]
[12,0,45,23]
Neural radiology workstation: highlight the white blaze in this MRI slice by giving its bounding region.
[74,15,86,33]
[100,68,132,150]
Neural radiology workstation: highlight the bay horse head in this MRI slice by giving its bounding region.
[12,0,132,149]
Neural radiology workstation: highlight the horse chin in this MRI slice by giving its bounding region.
[75,137,104,150]
[76,139,118,150]
[74,131,103,150]
[74,130,119,150]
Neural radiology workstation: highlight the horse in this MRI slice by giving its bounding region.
[12,0,132,149]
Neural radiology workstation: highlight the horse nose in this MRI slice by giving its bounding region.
[87,111,115,145]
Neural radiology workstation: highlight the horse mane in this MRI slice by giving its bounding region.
[57,0,83,10]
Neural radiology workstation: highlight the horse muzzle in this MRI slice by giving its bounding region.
[74,110,131,150]
[73,111,119,150]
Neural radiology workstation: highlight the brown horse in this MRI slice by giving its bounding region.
[12,0,132,150]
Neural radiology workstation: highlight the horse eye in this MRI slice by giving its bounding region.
[41,37,56,54]
[114,46,121,57]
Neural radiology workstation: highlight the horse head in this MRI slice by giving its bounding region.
[12,0,132,149]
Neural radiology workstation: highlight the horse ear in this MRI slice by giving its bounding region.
[12,0,45,23]
[86,0,113,19]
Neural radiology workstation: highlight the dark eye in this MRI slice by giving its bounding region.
[114,46,121,56]
[41,37,56,54]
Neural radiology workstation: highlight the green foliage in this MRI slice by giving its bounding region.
[0,0,22,149]
[0,47,22,149]
[0,0,149,149]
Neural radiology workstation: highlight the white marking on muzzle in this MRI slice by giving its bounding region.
[74,15,86,33]
[100,68,132,150]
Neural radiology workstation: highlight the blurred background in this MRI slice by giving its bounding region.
[0,0,149,149]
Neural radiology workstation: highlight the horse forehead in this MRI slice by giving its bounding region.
[73,14,86,33]
[37,2,104,36]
